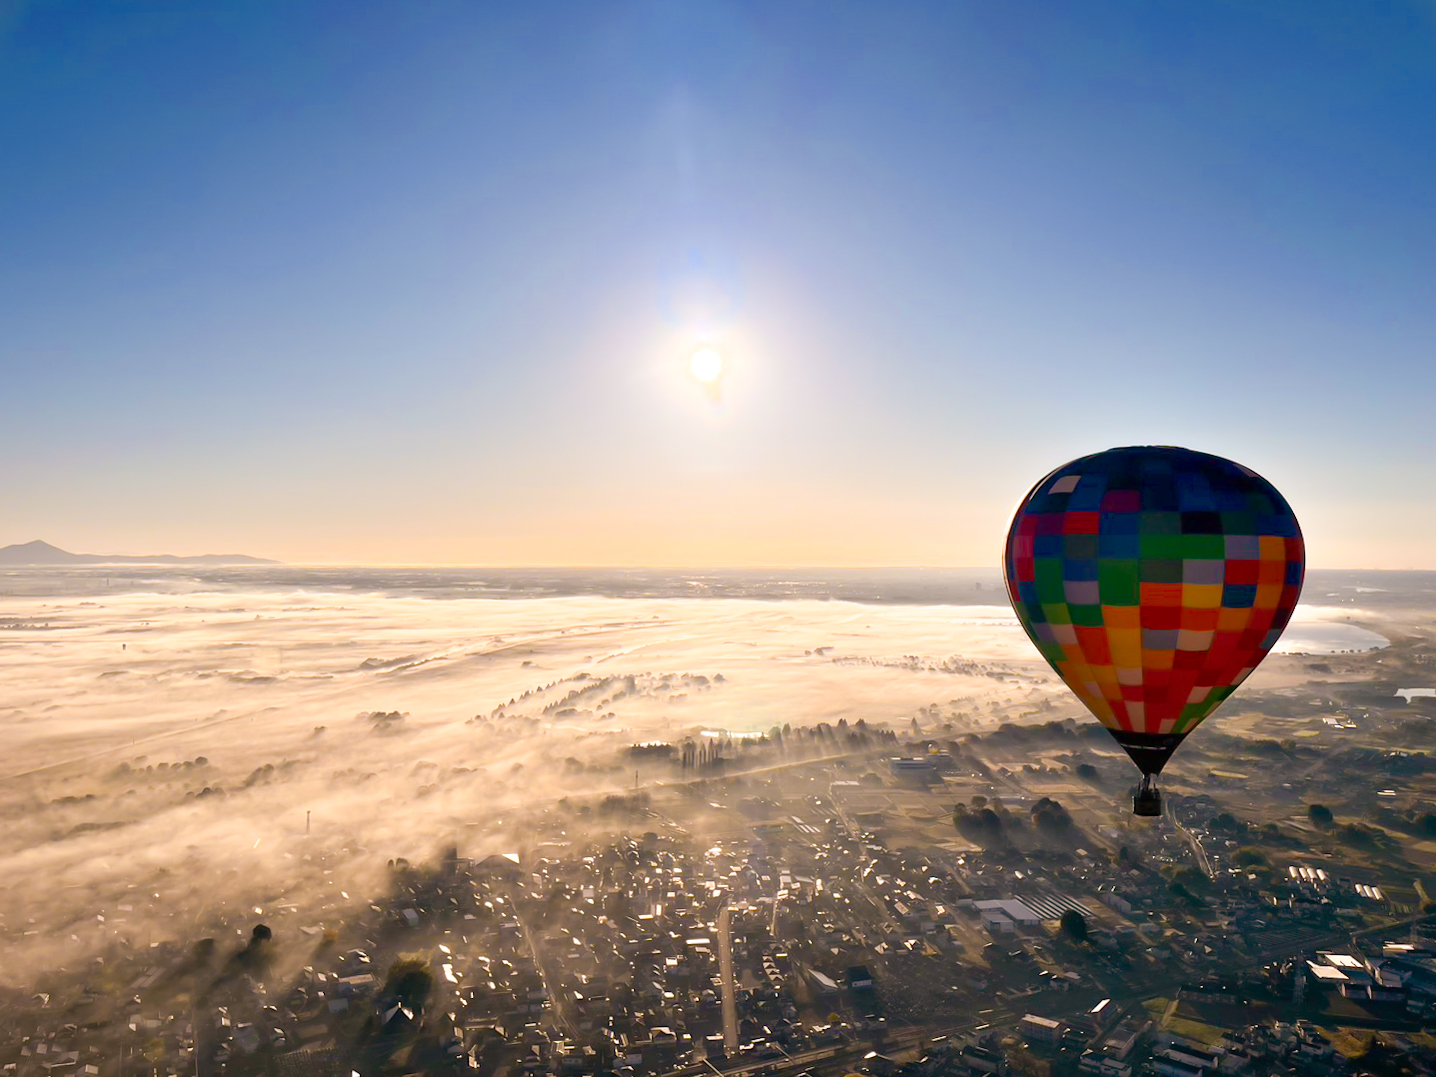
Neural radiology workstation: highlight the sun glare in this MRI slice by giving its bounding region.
[689,348,724,384]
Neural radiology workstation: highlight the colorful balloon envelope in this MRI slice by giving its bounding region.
[1003,446,1304,815]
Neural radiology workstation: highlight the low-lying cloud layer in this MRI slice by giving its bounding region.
[0,573,1378,988]
[0,582,1047,985]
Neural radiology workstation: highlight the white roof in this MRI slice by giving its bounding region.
[1322,953,1364,969]
[975,899,1043,922]
[1022,1015,1062,1029]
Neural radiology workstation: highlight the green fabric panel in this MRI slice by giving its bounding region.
[1038,641,1067,665]
[1099,560,1140,605]
[1035,559,1066,602]
[1173,703,1213,733]
[1140,534,1187,560]
[1181,534,1226,559]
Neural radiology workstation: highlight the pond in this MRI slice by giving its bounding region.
[1272,607,1389,655]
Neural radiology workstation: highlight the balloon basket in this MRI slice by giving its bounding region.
[1133,781,1162,817]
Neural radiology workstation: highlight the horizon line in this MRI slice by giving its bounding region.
[8,559,1433,573]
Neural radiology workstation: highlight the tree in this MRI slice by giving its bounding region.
[384,958,435,1014]
[1170,881,1205,908]
[1308,803,1334,829]
[1060,909,1089,943]
[1210,811,1242,834]
[1008,1044,1052,1077]
[239,924,271,967]
[1169,865,1209,892]
[1350,1034,1421,1077]
[1031,797,1073,834]
[953,803,1005,846]
[1233,847,1268,868]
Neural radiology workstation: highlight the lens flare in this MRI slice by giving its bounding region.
[689,348,723,384]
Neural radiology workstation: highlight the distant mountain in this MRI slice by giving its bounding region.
[0,540,278,566]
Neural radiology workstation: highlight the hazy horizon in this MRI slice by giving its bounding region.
[11,540,1436,573]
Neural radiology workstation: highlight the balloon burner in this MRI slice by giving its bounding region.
[1133,775,1163,817]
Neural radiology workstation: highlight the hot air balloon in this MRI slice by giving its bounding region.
[1004,446,1304,816]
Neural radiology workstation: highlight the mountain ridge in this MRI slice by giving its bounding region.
[0,540,278,566]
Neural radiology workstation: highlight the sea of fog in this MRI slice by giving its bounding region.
[0,566,1402,661]
[3,564,1432,610]
[0,564,1415,983]
[0,566,1408,659]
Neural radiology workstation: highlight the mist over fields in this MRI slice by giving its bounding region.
[0,567,1410,989]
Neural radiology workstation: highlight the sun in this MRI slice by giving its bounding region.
[689,347,724,384]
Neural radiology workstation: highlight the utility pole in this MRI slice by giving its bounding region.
[305,810,310,835]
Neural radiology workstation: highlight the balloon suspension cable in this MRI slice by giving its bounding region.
[1133,773,1163,817]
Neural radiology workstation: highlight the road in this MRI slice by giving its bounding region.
[511,896,579,1041]
[1167,804,1214,879]
[666,1011,1015,1077]
[717,901,739,1053]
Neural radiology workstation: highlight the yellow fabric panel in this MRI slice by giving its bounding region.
[1109,629,1143,666]
[1182,583,1223,609]
[1217,607,1251,631]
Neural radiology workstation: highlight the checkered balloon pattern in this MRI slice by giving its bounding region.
[1004,446,1303,772]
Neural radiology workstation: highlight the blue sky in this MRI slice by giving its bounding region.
[2,1,1433,565]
